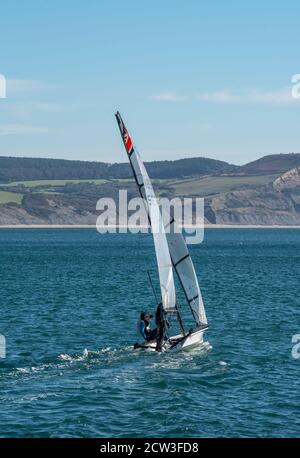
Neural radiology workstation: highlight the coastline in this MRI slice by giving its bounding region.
[1,224,300,229]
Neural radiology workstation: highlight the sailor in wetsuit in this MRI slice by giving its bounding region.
[139,312,158,341]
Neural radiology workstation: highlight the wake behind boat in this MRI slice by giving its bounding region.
[115,112,208,353]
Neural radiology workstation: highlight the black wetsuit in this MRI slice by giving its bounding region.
[155,303,166,351]
[139,319,158,341]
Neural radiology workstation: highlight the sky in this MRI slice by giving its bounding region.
[0,0,299,165]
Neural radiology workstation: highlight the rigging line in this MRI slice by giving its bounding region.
[173,265,199,326]
[174,302,186,335]
[147,270,159,304]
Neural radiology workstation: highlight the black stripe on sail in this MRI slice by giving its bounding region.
[164,217,174,231]
[174,253,190,268]
[128,147,134,157]
[188,294,199,303]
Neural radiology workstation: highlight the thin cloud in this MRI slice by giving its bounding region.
[24,102,65,112]
[153,88,296,104]
[6,79,60,94]
[153,91,187,102]
[7,102,66,117]
[0,124,49,135]
[197,88,295,104]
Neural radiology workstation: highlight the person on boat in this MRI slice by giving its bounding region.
[138,312,158,341]
[155,302,168,352]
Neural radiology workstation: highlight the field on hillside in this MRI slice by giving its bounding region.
[0,174,279,205]
[1,178,109,188]
[167,174,278,196]
[0,191,23,204]
[0,174,278,192]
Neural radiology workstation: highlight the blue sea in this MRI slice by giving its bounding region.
[0,228,299,438]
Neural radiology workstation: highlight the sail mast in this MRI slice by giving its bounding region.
[115,112,176,312]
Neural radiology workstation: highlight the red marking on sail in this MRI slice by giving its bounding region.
[123,131,133,154]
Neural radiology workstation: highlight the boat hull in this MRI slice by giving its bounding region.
[168,328,205,352]
[135,327,207,353]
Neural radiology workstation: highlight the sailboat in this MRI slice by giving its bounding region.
[115,112,208,352]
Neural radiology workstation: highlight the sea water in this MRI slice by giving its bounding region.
[0,228,299,437]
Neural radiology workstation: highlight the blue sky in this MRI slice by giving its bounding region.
[0,0,299,164]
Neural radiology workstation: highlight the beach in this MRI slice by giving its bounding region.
[1,224,300,229]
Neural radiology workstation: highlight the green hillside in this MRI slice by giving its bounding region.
[0,153,300,225]
[0,155,233,183]
[167,174,279,197]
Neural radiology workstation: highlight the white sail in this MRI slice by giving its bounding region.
[115,112,176,311]
[166,220,207,326]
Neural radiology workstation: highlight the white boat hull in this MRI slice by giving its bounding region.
[135,327,207,353]
[168,328,206,352]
